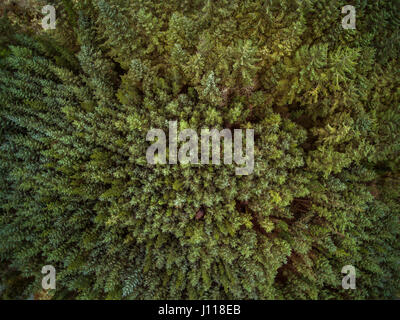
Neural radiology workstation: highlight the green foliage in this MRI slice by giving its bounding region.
[0,0,399,300]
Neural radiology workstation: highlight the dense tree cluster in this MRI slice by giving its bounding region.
[0,0,399,299]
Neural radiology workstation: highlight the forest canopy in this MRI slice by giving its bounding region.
[0,0,399,299]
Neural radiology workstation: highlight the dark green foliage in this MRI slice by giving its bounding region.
[0,0,399,299]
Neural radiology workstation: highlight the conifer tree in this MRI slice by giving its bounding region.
[0,0,399,300]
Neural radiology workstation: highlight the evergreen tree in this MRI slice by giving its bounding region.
[0,0,399,300]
